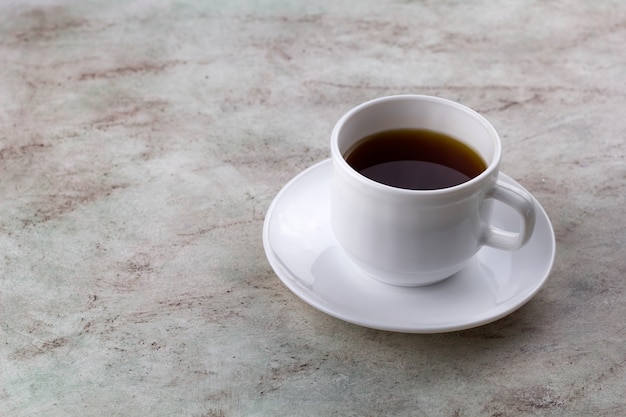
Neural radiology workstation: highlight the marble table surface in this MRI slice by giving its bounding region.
[1,0,624,415]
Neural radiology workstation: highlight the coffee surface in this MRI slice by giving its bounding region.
[345,128,486,190]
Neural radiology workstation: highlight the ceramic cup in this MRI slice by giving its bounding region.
[330,95,536,286]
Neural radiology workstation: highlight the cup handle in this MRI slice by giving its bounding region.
[482,179,536,250]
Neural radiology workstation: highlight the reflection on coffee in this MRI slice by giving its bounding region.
[345,128,487,190]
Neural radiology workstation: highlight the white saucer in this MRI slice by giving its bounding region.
[263,159,555,333]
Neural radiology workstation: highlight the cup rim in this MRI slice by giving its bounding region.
[330,94,502,195]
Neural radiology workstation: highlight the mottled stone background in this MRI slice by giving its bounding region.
[0,0,624,416]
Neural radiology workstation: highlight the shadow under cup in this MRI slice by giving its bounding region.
[330,95,505,286]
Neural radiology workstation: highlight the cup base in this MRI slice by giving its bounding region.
[346,255,468,287]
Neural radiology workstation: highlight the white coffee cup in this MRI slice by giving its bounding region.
[330,95,536,286]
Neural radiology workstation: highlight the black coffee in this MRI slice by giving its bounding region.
[345,128,487,190]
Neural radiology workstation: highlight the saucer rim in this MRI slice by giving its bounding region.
[263,159,556,333]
